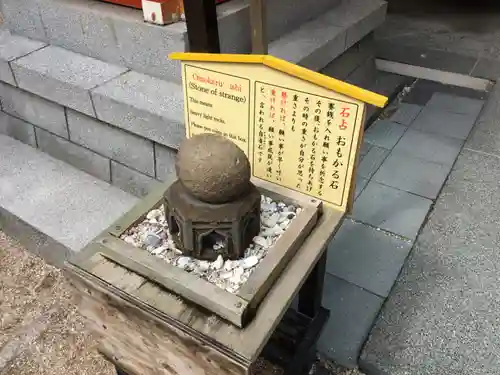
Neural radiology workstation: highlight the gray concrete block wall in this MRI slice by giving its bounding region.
[0,111,37,147]
[67,109,155,176]
[91,71,185,149]
[0,83,178,198]
[321,33,376,85]
[11,45,128,116]
[0,82,68,138]
[110,161,160,198]
[35,127,112,182]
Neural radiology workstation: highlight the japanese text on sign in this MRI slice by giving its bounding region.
[253,82,359,207]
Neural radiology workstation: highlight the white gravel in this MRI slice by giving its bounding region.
[120,195,301,294]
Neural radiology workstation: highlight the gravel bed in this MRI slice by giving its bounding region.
[120,195,300,294]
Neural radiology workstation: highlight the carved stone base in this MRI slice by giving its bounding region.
[164,180,261,261]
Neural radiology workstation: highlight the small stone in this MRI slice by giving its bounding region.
[197,261,210,271]
[279,219,291,229]
[261,225,284,237]
[242,255,259,269]
[123,236,136,245]
[224,260,238,271]
[263,212,279,227]
[145,233,162,248]
[177,256,191,268]
[147,209,161,220]
[253,236,269,248]
[152,246,167,255]
[212,255,224,270]
[230,267,244,283]
[221,271,234,279]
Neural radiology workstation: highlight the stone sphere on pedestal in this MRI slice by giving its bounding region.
[176,133,251,204]
[165,133,261,261]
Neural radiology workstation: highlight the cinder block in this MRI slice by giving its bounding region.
[35,127,111,182]
[155,143,177,183]
[0,31,46,86]
[67,109,155,176]
[0,111,37,146]
[346,56,377,89]
[111,161,161,197]
[39,0,125,66]
[1,0,47,41]
[268,9,346,70]
[91,71,185,149]
[12,45,127,117]
[113,17,185,81]
[342,0,386,48]
[0,82,68,138]
[321,33,375,80]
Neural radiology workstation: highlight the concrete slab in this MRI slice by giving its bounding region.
[353,181,432,240]
[364,120,407,149]
[91,71,185,149]
[318,274,384,368]
[354,176,368,200]
[154,143,177,183]
[373,151,452,199]
[269,0,386,71]
[67,109,155,176]
[0,135,137,257]
[110,161,160,198]
[388,103,422,126]
[357,145,389,179]
[0,31,46,86]
[0,111,37,147]
[393,128,463,167]
[426,92,484,117]
[326,219,412,297]
[411,107,478,141]
[11,45,128,116]
[361,148,500,375]
[35,127,111,182]
[0,82,68,138]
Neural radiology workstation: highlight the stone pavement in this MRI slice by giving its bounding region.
[318,79,488,368]
[359,81,500,374]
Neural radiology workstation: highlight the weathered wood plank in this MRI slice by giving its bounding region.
[68,267,247,375]
[67,208,344,363]
[237,202,320,309]
[97,237,250,328]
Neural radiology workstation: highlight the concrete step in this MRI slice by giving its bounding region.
[1,0,385,81]
[0,30,185,151]
[269,0,387,71]
[1,0,186,82]
[0,134,138,267]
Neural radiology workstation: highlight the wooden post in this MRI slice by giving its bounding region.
[249,0,268,54]
[183,0,220,53]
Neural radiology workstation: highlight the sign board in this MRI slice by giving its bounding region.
[169,53,388,212]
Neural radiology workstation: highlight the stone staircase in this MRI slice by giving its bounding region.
[0,0,387,200]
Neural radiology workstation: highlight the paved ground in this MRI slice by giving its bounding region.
[318,78,487,368]
[375,11,500,80]
[360,83,500,373]
[0,230,363,375]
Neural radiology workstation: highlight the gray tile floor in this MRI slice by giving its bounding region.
[318,90,485,368]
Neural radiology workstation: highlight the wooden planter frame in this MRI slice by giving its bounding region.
[70,178,321,328]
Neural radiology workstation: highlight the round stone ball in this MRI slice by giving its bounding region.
[176,133,251,204]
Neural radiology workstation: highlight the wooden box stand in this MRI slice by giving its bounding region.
[65,180,345,375]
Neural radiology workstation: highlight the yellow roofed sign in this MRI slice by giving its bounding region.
[169,53,388,212]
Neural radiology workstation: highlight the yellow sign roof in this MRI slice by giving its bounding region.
[169,52,388,108]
